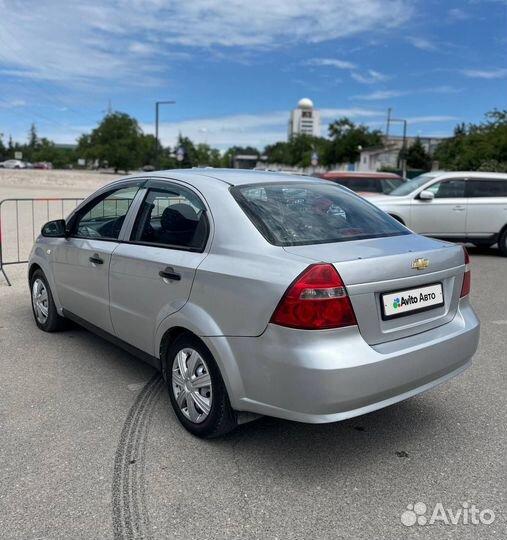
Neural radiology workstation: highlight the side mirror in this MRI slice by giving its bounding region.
[41,219,67,238]
[419,190,435,201]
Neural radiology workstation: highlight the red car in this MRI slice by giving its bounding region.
[319,171,405,196]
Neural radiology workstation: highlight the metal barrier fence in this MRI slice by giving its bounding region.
[0,198,83,286]
[0,195,196,286]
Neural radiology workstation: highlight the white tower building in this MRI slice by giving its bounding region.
[288,98,321,138]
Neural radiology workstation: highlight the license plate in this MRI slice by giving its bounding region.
[381,282,444,320]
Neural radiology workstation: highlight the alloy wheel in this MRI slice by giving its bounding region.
[172,348,213,424]
[32,278,49,324]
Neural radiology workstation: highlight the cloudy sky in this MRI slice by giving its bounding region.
[0,0,506,149]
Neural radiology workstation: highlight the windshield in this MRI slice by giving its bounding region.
[231,182,409,247]
[389,174,437,196]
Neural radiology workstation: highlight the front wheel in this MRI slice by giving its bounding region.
[30,269,66,332]
[164,334,237,438]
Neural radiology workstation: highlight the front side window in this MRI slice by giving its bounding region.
[232,182,408,247]
[426,179,466,198]
[466,179,507,197]
[131,185,208,250]
[72,185,139,240]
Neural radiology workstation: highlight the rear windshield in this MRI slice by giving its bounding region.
[231,182,409,246]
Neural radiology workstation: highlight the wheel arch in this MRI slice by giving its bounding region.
[155,309,246,410]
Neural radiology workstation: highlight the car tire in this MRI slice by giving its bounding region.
[164,333,237,438]
[30,269,66,332]
[498,228,507,257]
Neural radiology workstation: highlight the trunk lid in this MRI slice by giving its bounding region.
[283,234,466,345]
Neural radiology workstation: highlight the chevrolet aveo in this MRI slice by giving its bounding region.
[29,169,480,438]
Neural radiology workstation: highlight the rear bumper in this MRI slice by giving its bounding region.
[207,298,479,423]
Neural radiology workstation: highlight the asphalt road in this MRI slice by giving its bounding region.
[0,249,506,540]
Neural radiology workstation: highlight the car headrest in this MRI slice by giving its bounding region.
[161,206,195,232]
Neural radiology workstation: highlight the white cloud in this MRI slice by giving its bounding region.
[461,68,507,79]
[306,59,391,85]
[306,58,357,70]
[448,8,469,20]
[351,70,389,84]
[0,0,414,86]
[406,115,459,124]
[140,107,386,148]
[353,90,407,100]
[353,85,462,101]
[408,37,437,50]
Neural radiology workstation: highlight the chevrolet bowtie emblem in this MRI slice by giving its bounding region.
[412,258,430,270]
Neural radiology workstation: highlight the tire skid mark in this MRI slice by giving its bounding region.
[112,373,163,540]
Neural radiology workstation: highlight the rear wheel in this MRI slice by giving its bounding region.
[30,269,66,332]
[498,228,507,257]
[164,334,237,438]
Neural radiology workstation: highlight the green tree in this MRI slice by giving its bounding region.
[8,135,14,156]
[77,112,144,172]
[325,118,382,165]
[28,123,38,149]
[0,135,6,159]
[433,110,507,171]
[138,133,158,167]
[221,146,260,167]
[175,134,198,168]
[264,135,328,167]
[194,143,222,167]
[32,138,74,168]
[405,137,432,170]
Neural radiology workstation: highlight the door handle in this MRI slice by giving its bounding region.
[159,268,181,281]
[452,205,466,211]
[89,255,104,265]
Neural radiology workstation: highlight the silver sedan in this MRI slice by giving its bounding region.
[29,169,480,437]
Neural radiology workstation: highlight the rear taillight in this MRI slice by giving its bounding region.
[270,264,357,330]
[460,247,471,297]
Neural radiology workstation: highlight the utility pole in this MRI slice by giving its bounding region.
[387,110,408,176]
[155,100,176,169]
[386,107,392,138]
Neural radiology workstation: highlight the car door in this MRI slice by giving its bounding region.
[51,183,141,333]
[109,181,211,356]
[465,178,507,240]
[410,178,467,237]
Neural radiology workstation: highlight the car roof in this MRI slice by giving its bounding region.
[418,171,507,180]
[118,168,327,188]
[321,171,401,179]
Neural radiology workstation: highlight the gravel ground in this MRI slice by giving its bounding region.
[0,171,506,539]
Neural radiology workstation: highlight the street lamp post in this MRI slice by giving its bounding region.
[155,100,176,169]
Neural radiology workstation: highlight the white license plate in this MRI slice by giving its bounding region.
[381,283,444,319]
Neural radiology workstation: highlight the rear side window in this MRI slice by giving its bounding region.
[466,179,507,197]
[231,182,409,247]
[131,185,208,251]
